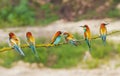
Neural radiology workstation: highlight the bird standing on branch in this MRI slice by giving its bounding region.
[100,23,108,45]
[63,32,78,46]
[51,31,62,45]
[8,32,25,56]
[26,32,38,57]
[80,25,91,51]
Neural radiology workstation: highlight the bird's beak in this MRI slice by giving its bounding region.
[105,23,109,25]
[62,32,66,35]
[60,31,64,35]
[80,26,84,27]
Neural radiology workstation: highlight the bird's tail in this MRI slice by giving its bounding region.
[70,40,78,46]
[13,45,25,56]
[30,44,39,58]
[102,35,106,46]
[85,39,91,52]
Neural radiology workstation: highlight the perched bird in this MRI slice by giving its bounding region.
[80,25,91,51]
[51,31,62,45]
[100,23,108,45]
[26,32,38,57]
[63,32,78,46]
[8,32,25,56]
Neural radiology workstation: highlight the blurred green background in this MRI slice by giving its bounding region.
[0,0,120,27]
[0,0,120,69]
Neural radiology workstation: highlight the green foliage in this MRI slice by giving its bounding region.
[78,11,98,20]
[0,1,59,27]
[38,3,59,25]
[116,44,120,55]
[9,0,35,26]
[0,0,120,27]
[112,0,120,4]
[107,9,120,18]
[84,59,100,69]
[91,40,114,59]
[48,45,85,68]
[0,0,35,27]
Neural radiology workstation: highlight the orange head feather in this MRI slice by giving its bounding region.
[26,32,32,37]
[53,31,62,38]
[63,32,74,42]
[9,32,16,38]
[53,31,62,39]
[84,25,90,31]
[63,32,68,41]
[9,32,20,45]
[81,25,91,39]
[101,23,108,25]
[80,25,90,31]
[63,32,73,37]
[63,32,69,36]
[100,23,107,28]
[54,31,62,37]
[100,23,107,35]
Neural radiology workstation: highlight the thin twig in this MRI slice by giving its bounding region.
[0,30,120,52]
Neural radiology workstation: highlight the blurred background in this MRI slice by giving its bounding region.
[0,0,120,76]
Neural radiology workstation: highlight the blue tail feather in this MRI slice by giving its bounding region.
[85,39,91,51]
[69,40,77,46]
[30,44,39,57]
[13,45,25,56]
[101,35,106,46]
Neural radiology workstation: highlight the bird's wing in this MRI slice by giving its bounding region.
[85,31,91,40]
[15,37,20,46]
[53,36,61,44]
[28,36,35,45]
[51,33,59,44]
[100,27,107,35]
[9,38,17,47]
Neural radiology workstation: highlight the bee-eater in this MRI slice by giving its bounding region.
[63,32,78,46]
[80,25,91,51]
[8,32,25,56]
[100,23,108,45]
[26,32,38,57]
[51,31,62,45]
